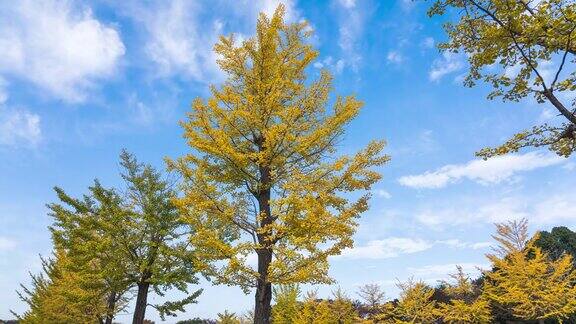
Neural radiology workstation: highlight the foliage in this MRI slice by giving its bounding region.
[429,0,576,157]
[438,266,492,323]
[376,279,439,323]
[272,284,301,323]
[168,3,388,322]
[217,310,240,324]
[13,250,108,323]
[49,150,201,321]
[535,226,576,262]
[483,219,576,322]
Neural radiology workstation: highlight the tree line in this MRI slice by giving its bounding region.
[8,0,576,323]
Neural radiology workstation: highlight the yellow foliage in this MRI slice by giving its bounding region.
[376,279,438,324]
[483,219,576,322]
[168,2,388,299]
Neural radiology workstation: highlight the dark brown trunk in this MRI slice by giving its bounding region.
[254,160,273,324]
[254,249,273,324]
[104,291,117,324]
[132,282,150,324]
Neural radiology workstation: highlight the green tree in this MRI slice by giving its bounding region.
[168,5,388,324]
[535,226,576,262]
[50,150,201,324]
[429,0,576,157]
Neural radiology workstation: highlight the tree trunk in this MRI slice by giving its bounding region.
[104,291,117,324]
[132,282,150,324]
[254,161,274,324]
[254,249,273,324]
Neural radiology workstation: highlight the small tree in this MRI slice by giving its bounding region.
[272,284,300,323]
[13,250,108,323]
[50,151,201,324]
[428,0,576,157]
[376,279,439,323]
[357,283,386,319]
[217,310,240,324]
[438,266,492,323]
[168,5,388,324]
[483,219,576,323]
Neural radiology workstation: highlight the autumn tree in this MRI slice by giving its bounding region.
[438,266,492,323]
[483,219,576,323]
[13,250,108,323]
[376,279,439,323]
[357,283,386,320]
[217,311,240,324]
[429,0,576,157]
[50,150,201,324]
[168,5,388,324]
[271,284,301,323]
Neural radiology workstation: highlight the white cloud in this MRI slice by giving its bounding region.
[337,237,490,260]
[339,237,432,260]
[139,0,223,82]
[338,0,356,8]
[429,52,464,82]
[0,237,16,251]
[408,262,487,281]
[0,106,41,147]
[0,0,125,102]
[335,0,366,71]
[415,193,576,229]
[435,239,491,250]
[386,51,404,65]
[374,189,392,199]
[398,151,564,189]
[125,0,298,83]
[0,77,7,104]
[421,37,435,49]
[314,56,346,74]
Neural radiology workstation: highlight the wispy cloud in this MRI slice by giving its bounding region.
[334,0,368,71]
[0,106,41,147]
[0,0,125,102]
[416,193,576,229]
[429,52,464,82]
[337,237,491,260]
[398,151,564,189]
[386,51,404,65]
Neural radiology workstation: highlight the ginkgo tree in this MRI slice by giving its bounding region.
[429,0,576,157]
[483,219,576,323]
[168,5,388,323]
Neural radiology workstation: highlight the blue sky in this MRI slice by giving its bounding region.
[1,0,575,322]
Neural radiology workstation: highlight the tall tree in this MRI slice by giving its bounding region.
[50,151,201,324]
[483,219,576,323]
[428,0,576,157]
[168,5,388,324]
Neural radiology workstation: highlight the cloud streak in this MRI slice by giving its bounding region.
[398,151,564,189]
